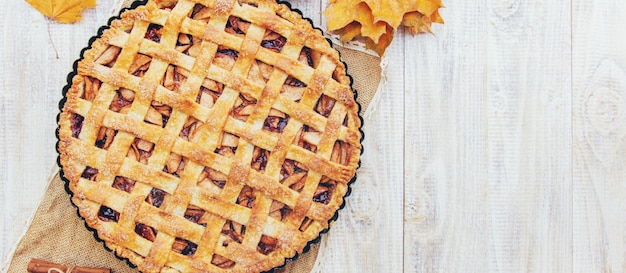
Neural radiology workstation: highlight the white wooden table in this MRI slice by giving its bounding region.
[2,0,625,272]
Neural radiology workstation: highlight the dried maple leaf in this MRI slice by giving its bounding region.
[402,10,443,35]
[25,0,97,24]
[325,0,388,43]
[364,0,423,29]
[365,25,394,56]
[324,0,444,55]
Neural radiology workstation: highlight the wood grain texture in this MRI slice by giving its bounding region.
[404,0,573,272]
[403,0,491,271]
[311,28,405,273]
[2,0,626,272]
[573,0,626,272]
[305,2,404,272]
[0,0,123,264]
[483,0,573,271]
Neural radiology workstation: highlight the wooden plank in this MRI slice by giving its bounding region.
[0,0,124,263]
[404,0,573,272]
[573,0,626,272]
[403,0,491,271]
[311,9,406,273]
[483,0,572,271]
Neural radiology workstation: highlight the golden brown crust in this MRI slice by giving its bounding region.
[58,0,361,272]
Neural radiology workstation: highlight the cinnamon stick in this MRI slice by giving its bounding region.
[27,258,110,273]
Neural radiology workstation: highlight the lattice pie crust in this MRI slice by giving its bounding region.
[57,0,361,272]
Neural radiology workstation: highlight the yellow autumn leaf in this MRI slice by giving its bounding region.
[25,0,97,24]
[364,0,420,29]
[365,25,395,56]
[402,11,430,34]
[324,0,444,56]
[324,0,388,43]
[334,22,362,43]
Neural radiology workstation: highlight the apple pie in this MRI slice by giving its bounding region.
[57,0,362,272]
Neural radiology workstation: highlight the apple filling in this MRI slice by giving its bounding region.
[221,220,246,246]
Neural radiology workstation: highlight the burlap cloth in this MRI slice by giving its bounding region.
[3,1,382,272]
